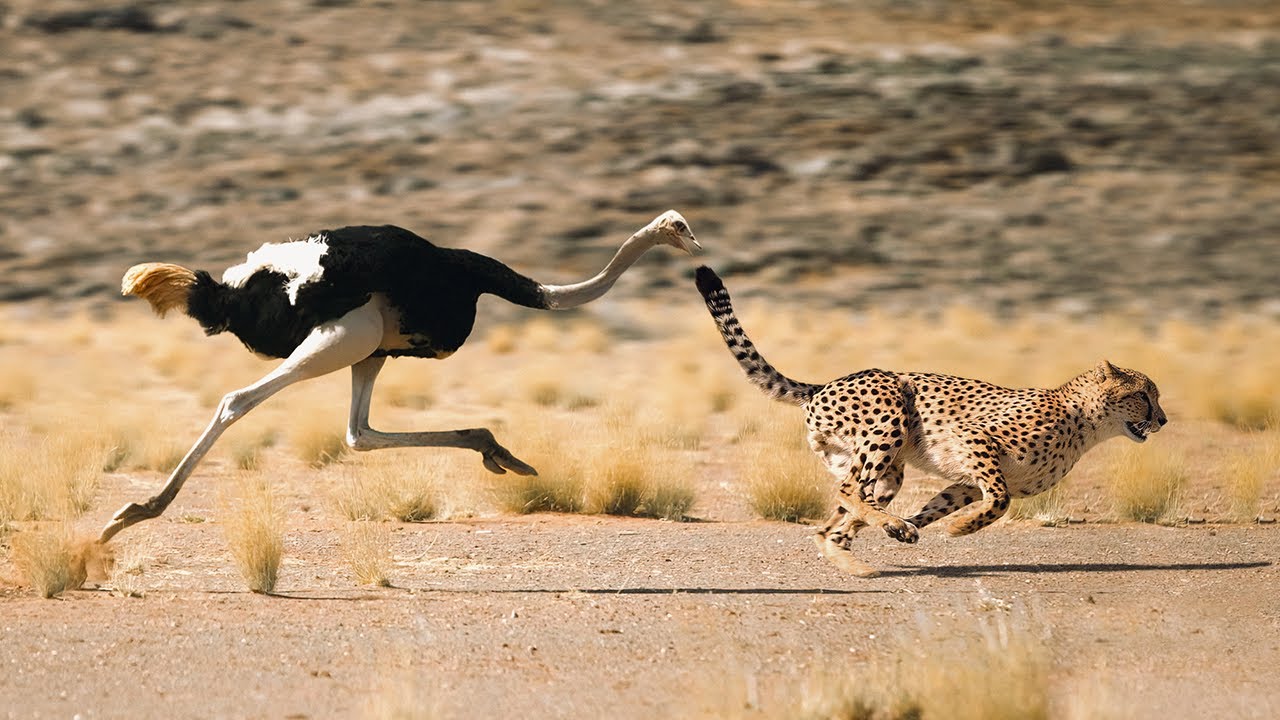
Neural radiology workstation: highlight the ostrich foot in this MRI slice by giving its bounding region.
[481,445,537,476]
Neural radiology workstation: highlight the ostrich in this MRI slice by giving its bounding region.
[99,210,698,544]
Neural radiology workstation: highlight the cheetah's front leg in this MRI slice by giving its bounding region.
[947,477,1010,535]
[813,507,881,578]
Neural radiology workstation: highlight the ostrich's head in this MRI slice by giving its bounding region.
[637,210,700,254]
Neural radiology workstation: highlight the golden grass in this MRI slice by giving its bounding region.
[707,609,1051,720]
[376,362,436,411]
[1107,444,1189,523]
[493,470,586,514]
[10,525,112,598]
[287,405,349,468]
[0,429,105,523]
[1008,481,1073,526]
[334,456,442,523]
[107,536,152,598]
[95,412,190,473]
[802,616,1050,720]
[0,352,36,410]
[226,427,277,472]
[2,302,1279,535]
[735,408,831,523]
[343,521,394,587]
[222,476,285,593]
[1223,428,1280,521]
[581,421,698,520]
[578,405,700,518]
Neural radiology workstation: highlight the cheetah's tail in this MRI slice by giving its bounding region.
[694,266,822,406]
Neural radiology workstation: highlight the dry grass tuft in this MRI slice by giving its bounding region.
[1108,445,1189,523]
[222,476,285,593]
[97,416,189,473]
[494,471,586,514]
[581,412,698,520]
[334,457,442,523]
[737,410,830,523]
[1008,481,1073,526]
[0,430,106,523]
[107,536,152,598]
[288,416,348,468]
[715,609,1051,720]
[226,428,277,472]
[343,522,394,587]
[800,614,1050,720]
[1223,429,1280,522]
[11,527,113,598]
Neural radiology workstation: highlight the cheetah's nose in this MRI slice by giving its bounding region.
[1157,416,1168,427]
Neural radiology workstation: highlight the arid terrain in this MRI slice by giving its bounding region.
[1,1,1279,719]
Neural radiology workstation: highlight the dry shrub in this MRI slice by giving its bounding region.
[1008,481,1072,526]
[334,456,442,523]
[343,522,394,587]
[489,417,586,514]
[1223,429,1280,522]
[582,416,698,520]
[737,409,830,523]
[796,613,1050,720]
[95,412,189,473]
[287,411,348,468]
[108,535,152,598]
[569,321,612,355]
[1199,365,1280,431]
[494,471,585,514]
[712,609,1051,720]
[226,427,277,472]
[1108,445,1189,523]
[222,476,285,593]
[11,526,113,598]
[0,429,105,522]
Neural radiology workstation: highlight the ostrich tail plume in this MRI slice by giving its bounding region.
[121,262,198,317]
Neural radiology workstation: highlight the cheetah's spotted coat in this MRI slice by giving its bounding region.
[695,266,1168,577]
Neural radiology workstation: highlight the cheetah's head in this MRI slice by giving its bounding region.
[1096,360,1168,443]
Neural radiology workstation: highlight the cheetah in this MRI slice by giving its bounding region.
[694,266,1168,577]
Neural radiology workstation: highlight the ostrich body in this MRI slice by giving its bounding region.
[100,210,698,544]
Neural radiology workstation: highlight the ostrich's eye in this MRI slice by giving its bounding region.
[673,220,688,233]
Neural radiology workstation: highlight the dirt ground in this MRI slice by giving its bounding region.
[2,511,1277,719]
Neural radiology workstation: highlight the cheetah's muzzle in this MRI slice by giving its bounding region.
[1124,420,1153,443]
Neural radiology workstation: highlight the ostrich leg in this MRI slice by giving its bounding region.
[345,356,537,475]
[97,301,386,544]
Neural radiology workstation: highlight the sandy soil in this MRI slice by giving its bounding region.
[2,514,1277,719]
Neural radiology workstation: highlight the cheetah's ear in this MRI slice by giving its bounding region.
[1096,359,1120,379]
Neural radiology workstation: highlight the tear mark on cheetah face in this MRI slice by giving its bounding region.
[1096,360,1168,443]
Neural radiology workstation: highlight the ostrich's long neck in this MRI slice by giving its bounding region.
[539,233,655,309]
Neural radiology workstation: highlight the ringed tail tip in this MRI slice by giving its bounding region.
[121,262,197,317]
[694,265,724,295]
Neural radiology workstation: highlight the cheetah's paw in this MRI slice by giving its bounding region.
[881,517,919,544]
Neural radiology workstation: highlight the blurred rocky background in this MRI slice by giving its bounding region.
[1,0,1277,318]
